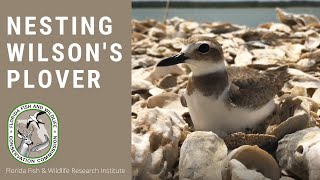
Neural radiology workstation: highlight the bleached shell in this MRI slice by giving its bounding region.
[267,95,315,140]
[147,65,185,82]
[287,68,320,80]
[132,32,147,42]
[148,27,166,39]
[251,48,286,60]
[178,21,199,33]
[132,38,157,50]
[269,23,292,34]
[159,38,184,51]
[304,31,320,50]
[157,74,178,89]
[132,55,159,69]
[312,89,320,104]
[296,58,316,69]
[148,87,166,96]
[279,43,305,62]
[132,108,189,179]
[240,29,272,42]
[147,45,173,58]
[234,47,253,66]
[301,49,320,62]
[253,58,279,65]
[245,40,269,49]
[179,131,228,180]
[223,159,271,180]
[289,77,320,89]
[290,86,307,97]
[267,109,309,140]
[132,19,149,34]
[132,68,154,91]
[222,145,280,180]
[145,92,188,116]
[138,19,158,28]
[209,22,241,34]
[276,8,320,27]
[277,127,320,180]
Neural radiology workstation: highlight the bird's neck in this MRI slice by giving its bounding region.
[189,61,226,76]
[187,68,229,98]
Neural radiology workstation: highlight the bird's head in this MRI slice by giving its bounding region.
[157,36,225,76]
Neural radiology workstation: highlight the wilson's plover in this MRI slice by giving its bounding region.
[157,36,289,137]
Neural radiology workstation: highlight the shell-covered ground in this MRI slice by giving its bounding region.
[131,8,320,180]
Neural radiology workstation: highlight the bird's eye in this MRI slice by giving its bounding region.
[198,43,210,53]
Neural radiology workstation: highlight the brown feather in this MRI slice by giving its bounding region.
[227,65,289,109]
[185,65,289,109]
[187,70,228,97]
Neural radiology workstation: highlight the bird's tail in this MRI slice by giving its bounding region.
[267,65,290,79]
[266,65,290,88]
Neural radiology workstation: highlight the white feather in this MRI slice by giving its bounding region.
[185,89,275,137]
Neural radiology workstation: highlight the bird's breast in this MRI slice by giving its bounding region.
[185,89,275,136]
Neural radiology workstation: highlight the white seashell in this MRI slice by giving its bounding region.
[269,23,292,34]
[145,92,188,116]
[234,47,253,66]
[297,58,316,69]
[132,108,189,179]
[312,89,320,104]
[276,8,320,27]
[251,48,286,60]
[179,131,227,180]
[277,127,320,180]
[279,44,305,62]
[223,159,272,180]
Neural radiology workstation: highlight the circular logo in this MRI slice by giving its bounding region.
[7,102,59,165]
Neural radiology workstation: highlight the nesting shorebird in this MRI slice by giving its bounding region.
[157,36,289,137]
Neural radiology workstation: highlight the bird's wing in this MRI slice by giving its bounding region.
[226,66,289,109]
[36,111,46,119]
[36,122,41,129]
[27,117,33,123]
[26,119,33,128]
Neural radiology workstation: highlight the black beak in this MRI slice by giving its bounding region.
[157,53,189,67]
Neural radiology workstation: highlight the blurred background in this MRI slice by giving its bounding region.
[132,0,320,26]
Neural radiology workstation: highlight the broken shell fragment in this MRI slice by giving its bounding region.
[234,47,253,66]
[277,127,320,180]
[267,96,310,140]
[223,159,272,180]
[312,89,320,104]
[223,145,280,180]
[132,108,188,179]
[276,8,320,27]
[223,133,277,150]
[145,92,188,115]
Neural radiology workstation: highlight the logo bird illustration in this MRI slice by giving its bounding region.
[26,111,46,129]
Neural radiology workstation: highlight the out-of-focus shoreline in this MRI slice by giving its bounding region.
[133,7,320,27]
[132,0,320,8]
